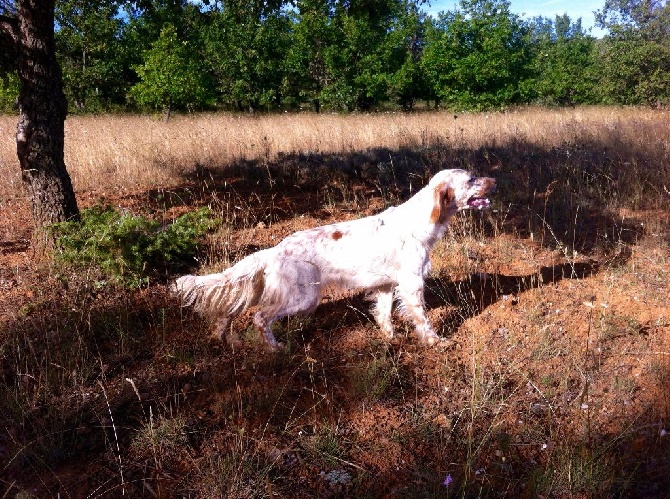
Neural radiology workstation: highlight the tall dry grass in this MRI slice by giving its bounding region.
[1,107,668,195]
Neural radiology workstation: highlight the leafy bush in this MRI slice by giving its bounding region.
[51,206,219,287]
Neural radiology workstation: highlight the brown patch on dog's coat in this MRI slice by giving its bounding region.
[332,230,343,240]
[482,178,497,194]
[430,184,455,224]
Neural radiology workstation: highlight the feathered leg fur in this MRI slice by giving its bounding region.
[173,251,267,347]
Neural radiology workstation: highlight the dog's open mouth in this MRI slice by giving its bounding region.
[463,177,495,210]
[467,197,491,210]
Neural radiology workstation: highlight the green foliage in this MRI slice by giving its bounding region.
[51,206,219,287]
[384,4,429,109]
[0,71,19,113]
[55,0,127,112]
[594,0,670,105]
[324,6,385,110]
[283,0,331,110]
[595,0,670,38]
[202,2,291,111]
[422,0,533,111]
[529,15,599,106]
[130,23,214,117]
[45,0,670,112]
[596,34,670,106]
[285,0,410,111]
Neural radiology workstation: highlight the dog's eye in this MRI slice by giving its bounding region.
[467,177,477,185]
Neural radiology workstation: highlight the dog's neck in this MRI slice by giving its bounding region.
[387,184,453,247]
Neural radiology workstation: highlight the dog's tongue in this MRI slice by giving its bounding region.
[468,198,491,210]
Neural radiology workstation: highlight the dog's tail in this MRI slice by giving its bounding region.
[172,251,268,319]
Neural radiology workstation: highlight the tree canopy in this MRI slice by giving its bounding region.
[1,0,669,113]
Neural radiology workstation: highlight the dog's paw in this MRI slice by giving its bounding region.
[420,333,447,347]
[380,329,394,341]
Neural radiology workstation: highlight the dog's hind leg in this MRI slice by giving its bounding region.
[254,291,322,350]
[254,261,322,351]
[213,316,241,350]
[253,312,284,351]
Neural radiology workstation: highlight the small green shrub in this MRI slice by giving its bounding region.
[51,206,219,287]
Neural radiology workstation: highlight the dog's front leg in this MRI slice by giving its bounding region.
[372,286,395,339]
[396,277,440,346]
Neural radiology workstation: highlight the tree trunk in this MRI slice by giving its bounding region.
[163,104,171,123]
[16,0,79,248]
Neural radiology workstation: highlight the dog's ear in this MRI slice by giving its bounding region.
[429,181,455,225]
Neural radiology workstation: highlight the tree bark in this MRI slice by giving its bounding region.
[15,0,79,247]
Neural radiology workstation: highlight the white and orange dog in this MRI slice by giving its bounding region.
[174,169,495,350]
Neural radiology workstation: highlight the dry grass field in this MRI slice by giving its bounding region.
[0,107,669,497]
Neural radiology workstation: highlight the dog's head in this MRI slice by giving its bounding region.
[429,169,496,224]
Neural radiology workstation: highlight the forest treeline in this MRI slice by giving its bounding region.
[1,0,669,115]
